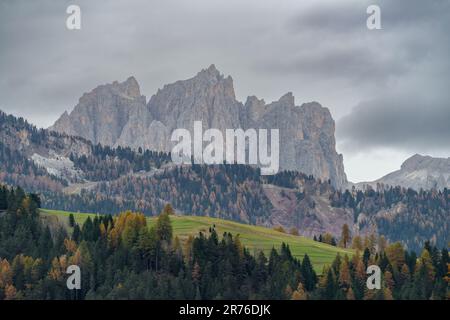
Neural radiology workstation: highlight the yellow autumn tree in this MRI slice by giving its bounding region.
[0,259,12,289]
[385,242,405,269]
[108,211,147,248]
[352,235,363,251]
[4,284,18,300]
[384,271,394,292]
[323,233,334,245]
[340,224,351,248]
[339,258,351,289]
[48,255,68,281]
[289,227,299,236]
[291,282,307,300]
[273,226,285,233]
[64,238,77,254]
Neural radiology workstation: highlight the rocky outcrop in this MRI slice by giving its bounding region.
[50,77,146,146]
[50,65,347,188]
[263,184,355,238]
[243,96,347,188]
[148,64,243,133]
[357,154,450,190]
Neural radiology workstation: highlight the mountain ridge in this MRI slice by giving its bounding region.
[50,65,347,188]
[355,154,450,191]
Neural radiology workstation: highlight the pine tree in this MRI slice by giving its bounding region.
[72,224,81,242]
[363,248,371,268]
[156,208,173,245]
[301,254,317,291]
[324,268,337,299]
[69,214,75,228]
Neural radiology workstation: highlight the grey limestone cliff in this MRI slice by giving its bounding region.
[50,65,347,188]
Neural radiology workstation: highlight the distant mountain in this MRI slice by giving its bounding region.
[50,65,347,188]
[356,154,450,191]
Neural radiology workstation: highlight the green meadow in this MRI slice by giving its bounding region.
[40,209,353,272]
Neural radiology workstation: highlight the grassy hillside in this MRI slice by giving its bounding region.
[40,209,353,272]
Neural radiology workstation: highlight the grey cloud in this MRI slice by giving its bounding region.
[253,42,420,85]
[287,0,450,34]
[0,0,449,165]
[332,0,450,155]
[337,95,450,154]
[257,0,449,87]
[287,1,366,35]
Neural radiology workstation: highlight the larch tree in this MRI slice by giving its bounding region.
[340,224,351,248]
[291,282,307,300]
[352,235,363,251]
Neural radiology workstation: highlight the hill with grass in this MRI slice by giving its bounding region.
[40,208,353,272]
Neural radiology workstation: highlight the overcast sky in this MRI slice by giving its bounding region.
[0,0,449,182]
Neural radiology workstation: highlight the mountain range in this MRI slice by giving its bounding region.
[50,65,347,188]
[0,65,448,252]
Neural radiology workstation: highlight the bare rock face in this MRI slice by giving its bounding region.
[263,184,355,237]
[50,65,348,188]
[243,95,347,188]
[147,64,243,132]
[358,154,450,190]
[50,77,146,146]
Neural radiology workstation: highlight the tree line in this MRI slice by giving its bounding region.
[331,186,449,252]
[0,185,448,300]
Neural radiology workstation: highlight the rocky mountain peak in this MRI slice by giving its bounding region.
[200,63,220,75]
[147,65,241,132]
[401,154,428,171]
[120,76,141,98]
[50,66,348,188]
[50,77,146,146]
[245,95,266,107]
[277,92,295,106]
[401,154,450,172]
[195,65,234,92]
[194,64,224,82]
